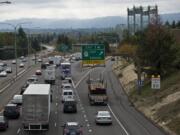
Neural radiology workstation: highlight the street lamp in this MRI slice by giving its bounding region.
[0,22,31,78]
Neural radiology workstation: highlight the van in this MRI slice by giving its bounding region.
[62,89,74,103]
[63,98,77,113]
[3,104,20,119]
[11,95,22,105]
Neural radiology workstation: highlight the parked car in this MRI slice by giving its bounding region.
[95,111,112,125]
[0,71,7,77]
[5,67,12,73]
[0,115,8,131]
[35,69,42,75]
[63,98,77,113]
[3,104,20,119]
[11,95,22,105]
[19,63,25,68]
[111,57,115,61]
[62,122,83,135]
[62,89,74,103]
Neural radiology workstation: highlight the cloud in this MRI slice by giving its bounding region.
[0,0,179,21]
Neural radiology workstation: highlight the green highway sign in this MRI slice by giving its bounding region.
[82,44,105,61]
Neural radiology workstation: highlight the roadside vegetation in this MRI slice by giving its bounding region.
[116,19,180,135]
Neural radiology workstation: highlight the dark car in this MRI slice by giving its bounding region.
[62,122,83,135]
[63,99,77,113]
[3,104,20,119]
[0,115,8,131]
[111,57,115,61]
[20,83,29,94]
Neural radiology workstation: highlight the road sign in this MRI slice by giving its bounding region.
[151,75,161,89]
[82,44,105,65]
[58,44,69,52]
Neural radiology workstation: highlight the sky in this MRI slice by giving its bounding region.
[0,0,179,21]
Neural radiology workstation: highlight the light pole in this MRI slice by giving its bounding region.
[0,1,11,4]
[0,22,31,78]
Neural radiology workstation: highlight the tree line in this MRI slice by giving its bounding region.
[0,27,55,59]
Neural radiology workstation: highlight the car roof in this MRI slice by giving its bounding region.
[98,111,110,114]
[66,122,79,126]
[5,103,17,107]
[63,89,73,92]
[63,83,72,86]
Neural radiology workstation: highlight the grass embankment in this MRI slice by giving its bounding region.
[129,71,180,135]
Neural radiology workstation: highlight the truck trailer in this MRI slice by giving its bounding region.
[22,84,51,130]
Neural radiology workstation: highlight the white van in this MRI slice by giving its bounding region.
[11,95,22,105]
[62,89,74,103]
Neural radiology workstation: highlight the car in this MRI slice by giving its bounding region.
[22,58,27,62]
[35,69,42,75]
[12,60,16,64]
[31,57,35,60]
[61,80,70,88]
[62,89,74,103]
[0,62,7,67]
[3,104,20,119]
[5,67,12,73]
[0,71,7,77]
[20,83,29,94]
[0,66,4,72]
[20,56,24,60]
[95,111,112,125]
[0,115,8,131]
[62,83,72,90]
[37,58,42,62]
[26,76,38,84]
[111,57,115,61]
[63,98,77,113]
[19,63,24,68]
[11,95,22,105]
[62,122,83,135]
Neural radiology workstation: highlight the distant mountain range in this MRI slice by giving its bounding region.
[0,13,179,29]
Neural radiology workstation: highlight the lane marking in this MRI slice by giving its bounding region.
[108,104,129,135]
[87,123,90,127]
[17,128,20,134]
[88,129,92,132]
[55,111,57,114]
[56,103,58,106]
[55,122,57,127]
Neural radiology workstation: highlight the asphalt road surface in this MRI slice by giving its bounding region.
[0,60,167,135]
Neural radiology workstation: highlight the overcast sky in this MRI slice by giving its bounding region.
[0,0,179,21]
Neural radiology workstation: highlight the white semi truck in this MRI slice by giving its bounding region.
[22,84,51,130]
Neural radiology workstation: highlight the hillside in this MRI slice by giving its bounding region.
[113,60,180,135]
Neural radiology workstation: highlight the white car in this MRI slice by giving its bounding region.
[0,71,7,77]
[37,58,42,62]
[95,111,112,124]
[19,63,25,68]
[12,60,16,64]
[6,67,12,73]
[62,83,72,90]
[62,89,74,103]
[26,75,38,84]
[11,95,22,105]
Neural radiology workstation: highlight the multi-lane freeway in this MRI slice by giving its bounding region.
[0,58,167,135]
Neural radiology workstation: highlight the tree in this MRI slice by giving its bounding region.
[136,22,176,77]
[172,20,176,28]
[17,27,28,56]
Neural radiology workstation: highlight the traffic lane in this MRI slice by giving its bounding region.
[74,76,127,135]
[0,64,41,111]
[104,67,166,135]
[0,65,43,135]
[54,67,91,135]
[0,59,35,88]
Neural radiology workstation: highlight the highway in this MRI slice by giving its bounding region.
[0,59,167,135]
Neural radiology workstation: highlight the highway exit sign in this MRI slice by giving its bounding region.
[82,44,105,61]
